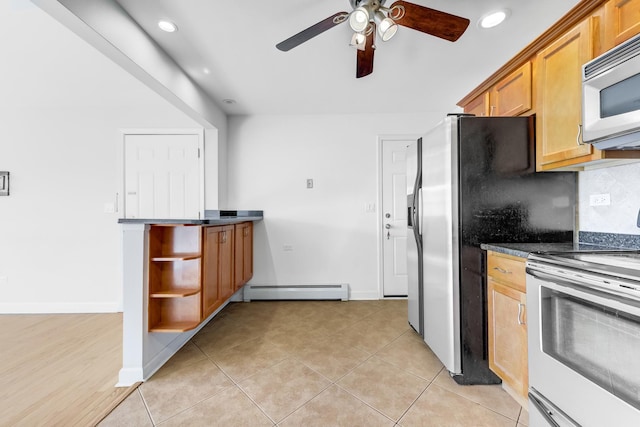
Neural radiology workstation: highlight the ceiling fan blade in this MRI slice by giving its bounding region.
[356,26,375,78]
[389,1,470,42]
[276,12,349,51]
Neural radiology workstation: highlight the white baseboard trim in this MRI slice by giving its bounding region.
[348,290,383,300]
[0,301,121,314]
[243,284,349,302]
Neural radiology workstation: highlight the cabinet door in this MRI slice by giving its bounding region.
[605,0,640,47]
[218,225,235,301]
[234,222,254,290]
[242,222,253,284]
[491,61,532,117]
[202,227,221,319]
[488,278,528,400]
[536,19,596,170]
[463,92,490,116]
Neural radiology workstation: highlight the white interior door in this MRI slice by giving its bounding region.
[381,138,412,297]
[123,133,202,219]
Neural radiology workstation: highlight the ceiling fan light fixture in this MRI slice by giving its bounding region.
[374,11,397,41]
[350,32,367,51]
[478,9,509,29]
[349,7,371,32]
[158,20,178,33]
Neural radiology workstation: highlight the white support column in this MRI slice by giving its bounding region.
[117,223,148,386]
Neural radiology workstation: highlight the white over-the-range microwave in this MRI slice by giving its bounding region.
[582,33,640,150]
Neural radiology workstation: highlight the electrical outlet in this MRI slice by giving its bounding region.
[0,276,7,288]
[306,179,313,189]
[589,193,610,206]
[283,245,294,252]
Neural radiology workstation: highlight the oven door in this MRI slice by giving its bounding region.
[527,269,640,427]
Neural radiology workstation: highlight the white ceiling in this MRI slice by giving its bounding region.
[104,0,581,116]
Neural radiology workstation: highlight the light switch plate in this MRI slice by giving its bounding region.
[0,172,9,196]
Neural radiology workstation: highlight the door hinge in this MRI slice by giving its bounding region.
[197,148,201,158]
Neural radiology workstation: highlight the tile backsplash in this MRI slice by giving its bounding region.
[578,162,640,235]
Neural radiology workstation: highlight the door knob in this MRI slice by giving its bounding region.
[385,224,391,229]
[385,213,391,218]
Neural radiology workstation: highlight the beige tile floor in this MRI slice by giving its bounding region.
[100,300,529,426]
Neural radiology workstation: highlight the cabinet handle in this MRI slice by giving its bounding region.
[576,124,585,146]
[517,303,526,325]
[493,266,511,274]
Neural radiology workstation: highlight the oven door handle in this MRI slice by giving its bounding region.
[527,266,640,307]
[529,392,561,427]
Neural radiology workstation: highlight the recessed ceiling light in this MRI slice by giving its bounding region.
[479,9,509,29]
[158,20,178,33]
[203,68,211,75]
[222,99,236,105]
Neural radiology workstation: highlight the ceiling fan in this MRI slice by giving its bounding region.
[276,0,470,78]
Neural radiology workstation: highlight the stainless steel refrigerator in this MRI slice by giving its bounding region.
[407,114,576,385]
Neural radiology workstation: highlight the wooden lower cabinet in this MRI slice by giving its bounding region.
[487,251,528,405]
[234,222,253,291]
[202,225,235,319]
[148,222,253,331]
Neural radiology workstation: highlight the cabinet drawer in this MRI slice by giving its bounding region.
[487,251,526,292]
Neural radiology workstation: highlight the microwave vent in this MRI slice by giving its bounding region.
[584,33,640,80]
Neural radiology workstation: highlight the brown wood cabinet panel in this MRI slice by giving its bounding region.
[491,61,532,117]
[218,225,235,301]
[202,225,235,319]
[234,222,253,291]
[463,92,490,116]
[605,0,640,47]
[487,252,527,292]
[488,277,528,401]
[536,19,596,170]
[202,226,222,319]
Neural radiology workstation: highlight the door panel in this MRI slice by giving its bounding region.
[124,133,200,219]
[382,138,411,297]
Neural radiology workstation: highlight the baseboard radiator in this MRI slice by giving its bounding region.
[243,284,349,302]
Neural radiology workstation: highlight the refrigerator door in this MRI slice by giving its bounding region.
[406,139,422,335]
[421,117,461,374]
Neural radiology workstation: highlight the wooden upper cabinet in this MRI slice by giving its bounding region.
[463,92,490,116]
[490,61,532,117]
[463,62,532,117]
[536,19,597,170]
[604,0,640,48]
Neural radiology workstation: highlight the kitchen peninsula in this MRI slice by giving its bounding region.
[117,210,263,386]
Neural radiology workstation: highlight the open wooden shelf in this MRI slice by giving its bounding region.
[148,225,202,332]
[149,288,200,298]
[151,253,201,262]
[148,321,201,333]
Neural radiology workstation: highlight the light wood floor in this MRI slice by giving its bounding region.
[0,313,136,427]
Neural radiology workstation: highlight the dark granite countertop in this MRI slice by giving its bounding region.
[118,210,263,225]
[481,232,640,258]
[481,242,575,258]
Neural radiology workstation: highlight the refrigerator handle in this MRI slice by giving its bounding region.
[417,188,424,236]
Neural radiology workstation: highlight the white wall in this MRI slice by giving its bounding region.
[226,113,443,299]
[0,1,202,312]
[578,162,640,235]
